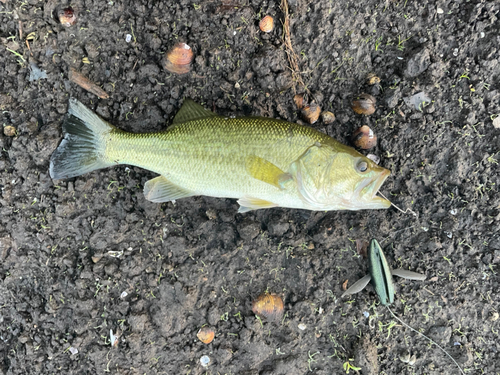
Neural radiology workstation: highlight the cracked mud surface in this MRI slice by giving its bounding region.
[1,0,499,374]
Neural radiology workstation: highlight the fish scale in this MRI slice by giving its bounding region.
[107,117,323,198]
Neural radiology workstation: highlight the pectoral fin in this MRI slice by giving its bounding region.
[341,274,372,298]
[144,176,194,203]
[237,196,278,213]
[245,155,292,189]
[392,269,426,281]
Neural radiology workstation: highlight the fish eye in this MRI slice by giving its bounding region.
[357,161,368,173]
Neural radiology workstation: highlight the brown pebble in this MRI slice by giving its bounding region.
[252,293,284,323]
[59,7,77,27]
[164,43,194,75]
[352,125,377,149]
[259,15,274,33]
[366,73,381,85]
[352,93,376,115]
[3,125,16,137]
[301,103,321,124]
[197,326,215,344]
[321,111,335,124]
[342,279,349,291]
[294,94,305,109]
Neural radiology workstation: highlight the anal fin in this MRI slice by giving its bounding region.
[237,196,278,213]
[144,176,194,203]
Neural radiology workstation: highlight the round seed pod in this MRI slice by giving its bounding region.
[366,73,381,85]
[59,7,77,27]
[294,94,305,109]
[197,327,215,344]
[164,43,194,75]
[3,125,16,137]
[301,103,321,124]
[259,15,274,33]
[352,125,377,149]
[321,111,335,124]
[352,93,376,115]
[252,293,284,323]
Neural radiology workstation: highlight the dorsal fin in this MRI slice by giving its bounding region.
[172,99,218,125]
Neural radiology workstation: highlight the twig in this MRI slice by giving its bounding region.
[68,67,110,99]
[280,0,306,95]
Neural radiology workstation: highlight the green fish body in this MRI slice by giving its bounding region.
[50,99,391,212]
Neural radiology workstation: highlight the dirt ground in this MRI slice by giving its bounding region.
[1,0,499,374]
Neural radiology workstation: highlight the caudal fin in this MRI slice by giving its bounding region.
[50,98,115,179]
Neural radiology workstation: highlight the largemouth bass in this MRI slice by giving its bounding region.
[50,99,391,212]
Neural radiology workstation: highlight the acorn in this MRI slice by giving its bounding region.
[59,7,77,27]
[301,103,321,124]
[164,43,194,75]
[321,111,335,124]
[252,293,284,323]
[351,93,376,115]
[366,73,381,85]
[352,125,377,149]
[293,94,305,109]
[259,15,274,33]
[3,125,16,137]
[197,327,215,344]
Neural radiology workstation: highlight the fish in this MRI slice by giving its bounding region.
[49,98,391,212]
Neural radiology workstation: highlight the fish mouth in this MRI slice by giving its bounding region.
[357,168,391,209]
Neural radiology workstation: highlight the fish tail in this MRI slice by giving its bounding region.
[50,98,115,179]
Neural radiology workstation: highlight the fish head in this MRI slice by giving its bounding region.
[293,144,391,210]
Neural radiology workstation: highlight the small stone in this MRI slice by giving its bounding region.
[436,8,444,14]
[197,327,215,344]
[493,116,500,129]
[69,347,78,355]
[200,355,210,367]
[3,125,16,137]
[298,323,307,330]
[126,34,132,43]
[367,154,380,164]
[399,350,411,363]
[366,73,381,85]
[321,111,335,124]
